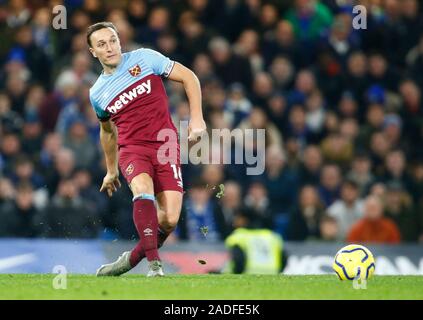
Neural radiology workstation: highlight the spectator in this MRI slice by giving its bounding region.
[126,0,148,30]
[382,114,405,150]
[337,91,359,119]
[305,89,326,139]
[178,13,210,63]
[339,118,359,144]
[237,107,283,151]
[268,55,295,91]
[45,148,76,196]
[214,181,243,238]
[244,181,273,229]
[73,168,107,214]
[0,183,39,237]
[288,69,317,106]
[401,0,423,61]
[208,36,253,90]
[5,0,31,29]
[7,24,51,87]
[258,4,279,34]
[382,149,414,193]
[314,50,344,105]
[357,103,385,149]
[31,8,54,56]
[327,179,364,241]
[286,105,312,150]
[411,162,423,207]
[398,80,422,154]
[320,132,354,167]
[406,35,423,86]
[224,83,252,129]
[38,132,62,175]
[5,71,28,117]
[263,20,304,68]
[0,178,15,206]
[285,0,333,42]
[58,51,97,87]
[287,185,325,241]
[369,131,392,177]
[136,6,170,46]
[251,72,275,108]
[317,164,342,207]
[266,92,289,133]
[343,51,369,107]
[384,182,420,242]
[299,145,323,186]
[319,215,339,241]
[346,153,376,197]
[0,91,23,134]
[319,13,359,63]
[63,118,97,169]
[262,146,299,216]
[20,113,44,160]
[37,178,99,238]
[214,0,258,42]
[0,134,22,174]
[39,71,79,132]
[192,53,216,84]
[8,155,44,190]
[368,52,400,92]
[201,164,225,193]
[347,195,401,244]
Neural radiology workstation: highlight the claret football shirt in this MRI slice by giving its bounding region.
[89,48,178,148]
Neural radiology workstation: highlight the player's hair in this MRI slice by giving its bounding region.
[86,21,118,47]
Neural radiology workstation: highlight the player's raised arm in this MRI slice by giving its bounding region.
[167,62,207,141]
[99,119,121,197]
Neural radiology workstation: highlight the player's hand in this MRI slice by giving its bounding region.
[188,118,207,142]
[100,171,121,197]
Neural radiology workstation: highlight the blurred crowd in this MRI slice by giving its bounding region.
[0,0,422,243]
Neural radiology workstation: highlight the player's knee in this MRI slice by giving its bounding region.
[160,212,179,231]
[131,184,151,196]
[130,176,153,196]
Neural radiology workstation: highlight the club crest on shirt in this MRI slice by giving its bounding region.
[128,64,141,77]
[126,163,134,175]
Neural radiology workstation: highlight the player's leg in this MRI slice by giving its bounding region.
[115,150,183,276]
[125,189,182,273]
[156,190,183,248]
[97,148,162,277]
[129,172,164,277]
[123,188,182,270]
[153,146,184,246]
[97,172,160,277]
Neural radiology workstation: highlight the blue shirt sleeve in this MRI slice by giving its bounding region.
[138,48,175,77]
[89,92,110,121]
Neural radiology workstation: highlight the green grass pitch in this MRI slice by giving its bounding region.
[0,274,422,300]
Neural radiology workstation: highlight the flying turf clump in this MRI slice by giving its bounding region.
[216,184,225,199]
[200,226,209,237]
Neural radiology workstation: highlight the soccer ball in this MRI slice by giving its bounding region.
[332,244,376,280]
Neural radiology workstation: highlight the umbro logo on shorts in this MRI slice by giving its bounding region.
[143,228,153,236]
